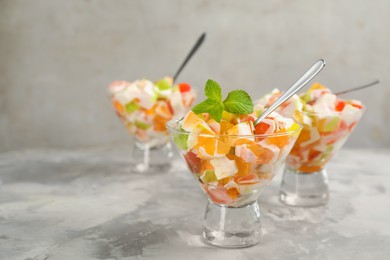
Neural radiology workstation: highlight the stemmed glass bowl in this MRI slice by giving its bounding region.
[167,118,301,248]
[280,108,364,207]
[109,79,195,172]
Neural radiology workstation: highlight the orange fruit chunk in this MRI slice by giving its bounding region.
[144,105,155,116]
[201,159,213,173]
[235,173,260,185]
[308,149,322,161]
[196,137,231,159]
[295,128,311,144]
[268,129,290,148]
[299,165,323,173]
[155,102,172,119]
[182,111,209,132]
[308,82,328,91]
[226,187,240,199]
[234,139,274,164]
[153,115,168,132]
[112,100,125,115]
[226,154,251,176]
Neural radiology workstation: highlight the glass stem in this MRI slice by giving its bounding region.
[143,144,150,169]
[202,200,261,248]
[280,167,329,207]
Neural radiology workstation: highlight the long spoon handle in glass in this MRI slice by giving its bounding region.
[254,59,326,126]
[173,32,206,83]
[335,79,379,96]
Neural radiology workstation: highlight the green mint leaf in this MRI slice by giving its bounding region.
[223,90,254,114]
[192,99,218,113]
[205,79,222,101]
[209,102,224,122]
[192,99,224,122]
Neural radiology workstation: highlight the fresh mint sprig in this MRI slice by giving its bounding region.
[192,79,254,122]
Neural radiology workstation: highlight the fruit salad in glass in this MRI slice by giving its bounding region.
[109,77,195,172]
[259,83,364,206]
[167,79,301,247]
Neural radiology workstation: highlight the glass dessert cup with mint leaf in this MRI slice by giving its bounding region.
[109,77,195,172]
[167,80,301,248]
[258,83,365,207]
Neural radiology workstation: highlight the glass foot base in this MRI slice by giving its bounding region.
[280,167,329,207]
[131,142,173,173]
[202,201,261,248]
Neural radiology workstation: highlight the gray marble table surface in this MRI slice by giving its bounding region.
[0,146,389,260]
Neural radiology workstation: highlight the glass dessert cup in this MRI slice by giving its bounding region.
[116,110,177,173]
[280,109,364,207]
[167,119,301,248]
[109,79,195,173]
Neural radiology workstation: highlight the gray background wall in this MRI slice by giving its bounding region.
[0,0,389,150]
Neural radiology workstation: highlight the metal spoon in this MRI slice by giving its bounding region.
[254,59,326,126]
[335,79,379,96]
[173,32,206,83]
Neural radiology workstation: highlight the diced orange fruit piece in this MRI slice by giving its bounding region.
[155,102,172,118]
[308,150,322,160]
[235,173,260,185]
[201,159,213,173]
[112,100,125,115]
[182,111,209,132]
[187,122,215,149]
[268,129,290,148]
[233,139,274,164]
[226,187,240,199]
[188,121,229,158]
[308,82,328,91]
[220,120,234,134]
[219,177,231,185]
[153,115,168,132]
[299,165,323,173]
[144,105,156,116]
[226,154,251,176]
[295,128,311,144]
[226,122,253,136]
[196,137,231,159]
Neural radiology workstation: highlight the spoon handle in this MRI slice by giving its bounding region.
[254,59,326,126]
[173,33,206,83]
[335,79,380,96]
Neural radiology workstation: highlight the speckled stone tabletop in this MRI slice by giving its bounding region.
[0,146,389,260]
